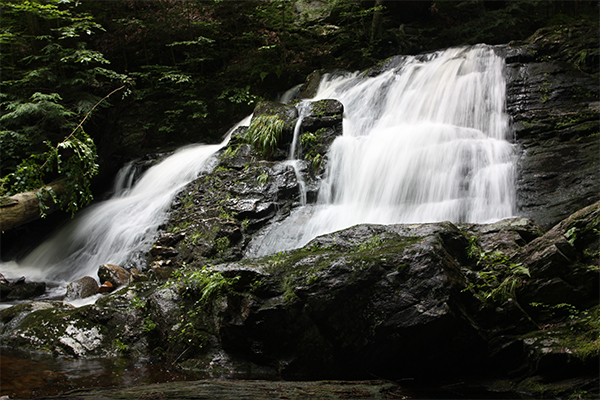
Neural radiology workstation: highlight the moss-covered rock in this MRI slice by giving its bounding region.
[503,21,600,229]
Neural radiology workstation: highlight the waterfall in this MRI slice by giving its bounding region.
[249,45,516,256]
[0,117,250,285]
[2,45,515,285]
[285,101,312,206]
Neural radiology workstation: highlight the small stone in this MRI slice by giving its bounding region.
[97,281,114,293]
[65,276,98,300]
[98,264,131,288]
[130,268,148,283]
[149,245,178,259]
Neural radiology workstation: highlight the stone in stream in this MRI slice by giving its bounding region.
[65,276,98,300]
[98,264,131,288]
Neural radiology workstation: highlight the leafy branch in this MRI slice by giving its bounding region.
[1,85,127,217]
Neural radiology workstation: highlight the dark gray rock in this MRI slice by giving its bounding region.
[5,281,46,300]
[298,100,344,176]
[503,25,600,229]
[65,276,98,300]
[300,99,343,131]
[0,274,41,299]
[212,222,485,379]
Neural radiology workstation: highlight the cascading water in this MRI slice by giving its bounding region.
[0,117,250,287]
[284,101,312,206]
[249,44,516,256]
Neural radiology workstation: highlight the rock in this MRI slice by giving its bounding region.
[462,217,544,257]
[515,200,600,311]
[0,282,11,299]
[213,222,484,379]
[5,281,46,300]
[298,100,344,176]
[149,245,178,259]
[0,302,109,357]
[98,264,131,288]
[97,281,114,293]
[130,268,148,283]
[504,24,600,229]
[65,277,98,300]
[154,232,186,247]
[298,70,323,98]
[300,99,343,131]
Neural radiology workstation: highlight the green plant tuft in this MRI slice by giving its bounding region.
[245,114,285,159]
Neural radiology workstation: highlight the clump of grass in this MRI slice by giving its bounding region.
[245,114,284,159]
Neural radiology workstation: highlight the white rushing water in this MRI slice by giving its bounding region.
[249,45,516,256]
[0,119,250,286]
[3,44,515,288]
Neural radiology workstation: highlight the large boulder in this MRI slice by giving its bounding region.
[500,23,600,229]
[65,276,99,301]
[0,282,160,358]
[208,222,485,379]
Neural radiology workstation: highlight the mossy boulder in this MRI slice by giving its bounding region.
[503,21,600,229]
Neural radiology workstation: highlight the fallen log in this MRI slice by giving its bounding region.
[0,180,67,232]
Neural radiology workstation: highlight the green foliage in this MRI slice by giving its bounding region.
[244,115,285,159]
[170,266,239,307]
[113,338,130,354]
[528,304,600,361]
[358,235,385,252]
[165,266,239,350]
[464,250,530,305]
[0,0,127,216]
[142,316,157,333]
[256,172,270,185]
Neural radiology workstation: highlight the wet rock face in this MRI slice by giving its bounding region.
[65,276,99,300]
[0,277,46,301]
[0,282,160,358]
[501,23,600,229]
[153,101,343,269]
[298,99,343,177]
[214,222,485,379]
[0,202,598,394]
[98,264,131,289]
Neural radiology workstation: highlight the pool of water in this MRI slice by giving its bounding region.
[0,348,193,399]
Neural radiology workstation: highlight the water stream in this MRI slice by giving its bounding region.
[0,118,251,288]
[249,45,515,256]
[2,44,514,289]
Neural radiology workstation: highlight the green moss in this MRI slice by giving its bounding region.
[214,236,230,254]
[523,304,600,361]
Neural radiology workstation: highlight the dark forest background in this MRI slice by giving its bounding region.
[1,0,598,215]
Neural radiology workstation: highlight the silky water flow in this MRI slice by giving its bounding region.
[0,117,253,295]
[2,45,515,295]
[248,45,516,256]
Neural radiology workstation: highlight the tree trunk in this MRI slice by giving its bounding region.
[370,0,384,45]
[0,181,67,232]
